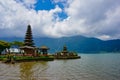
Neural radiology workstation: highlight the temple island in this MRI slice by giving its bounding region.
[0,25,80,63]
[54,45,80,59]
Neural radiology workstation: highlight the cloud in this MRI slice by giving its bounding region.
[63,0,120,40]
[15,0,37,9]
[0,0,120,40]
[0,0,62,37]
[97,35,111,40]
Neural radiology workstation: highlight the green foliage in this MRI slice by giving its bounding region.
[10,41,24,47]
[15,56,54,61]
[0,55,6,60]
[0,40,10,54]
[0,40,23,54]
[0,55,54,61]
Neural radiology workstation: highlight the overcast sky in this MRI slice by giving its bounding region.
[0,0,120,40]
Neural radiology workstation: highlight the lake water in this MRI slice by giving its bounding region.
[0,53,120,80]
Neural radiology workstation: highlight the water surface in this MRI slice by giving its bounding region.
[0,53,120,80]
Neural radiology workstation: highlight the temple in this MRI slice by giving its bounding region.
[39,46,49,56]
[24,24,34,46]
[62,45,69,56]
[54,45,80,59]
[20,25,37,56]
[1,24,80,63]
[20,25,50,57]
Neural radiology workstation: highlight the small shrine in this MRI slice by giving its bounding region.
[61,45,69,56]
[39,46,49,56]
[20,25,37,56]
[54,45,80,59]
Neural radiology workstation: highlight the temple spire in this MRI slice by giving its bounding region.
[24,25,34,46]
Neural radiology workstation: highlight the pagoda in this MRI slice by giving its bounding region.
[20,25,37,56]
[24,24,34,46]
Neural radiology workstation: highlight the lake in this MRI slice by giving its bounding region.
[0,53,120,80]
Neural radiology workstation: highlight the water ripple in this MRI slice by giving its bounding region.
[0,54,120,80]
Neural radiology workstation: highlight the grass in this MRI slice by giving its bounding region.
[0,55,54,62]
[15,56,54,62]
[0,55,6,60]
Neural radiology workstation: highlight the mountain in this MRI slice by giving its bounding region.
[0,36,120,53]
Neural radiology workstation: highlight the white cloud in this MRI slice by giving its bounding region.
[97,35,111,40]
[63,0,120,40]
[15,0,37,9]
[0,0,120,40]
[0,0,62,37]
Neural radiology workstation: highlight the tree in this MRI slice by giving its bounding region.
[10,41,24,47]
[0,40,10,54]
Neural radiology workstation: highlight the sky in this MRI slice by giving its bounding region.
[0,0,120,40]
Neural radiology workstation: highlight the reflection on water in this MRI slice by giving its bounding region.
[20,62,36,80]
[20,61,48,80]
[0,53,120,80]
